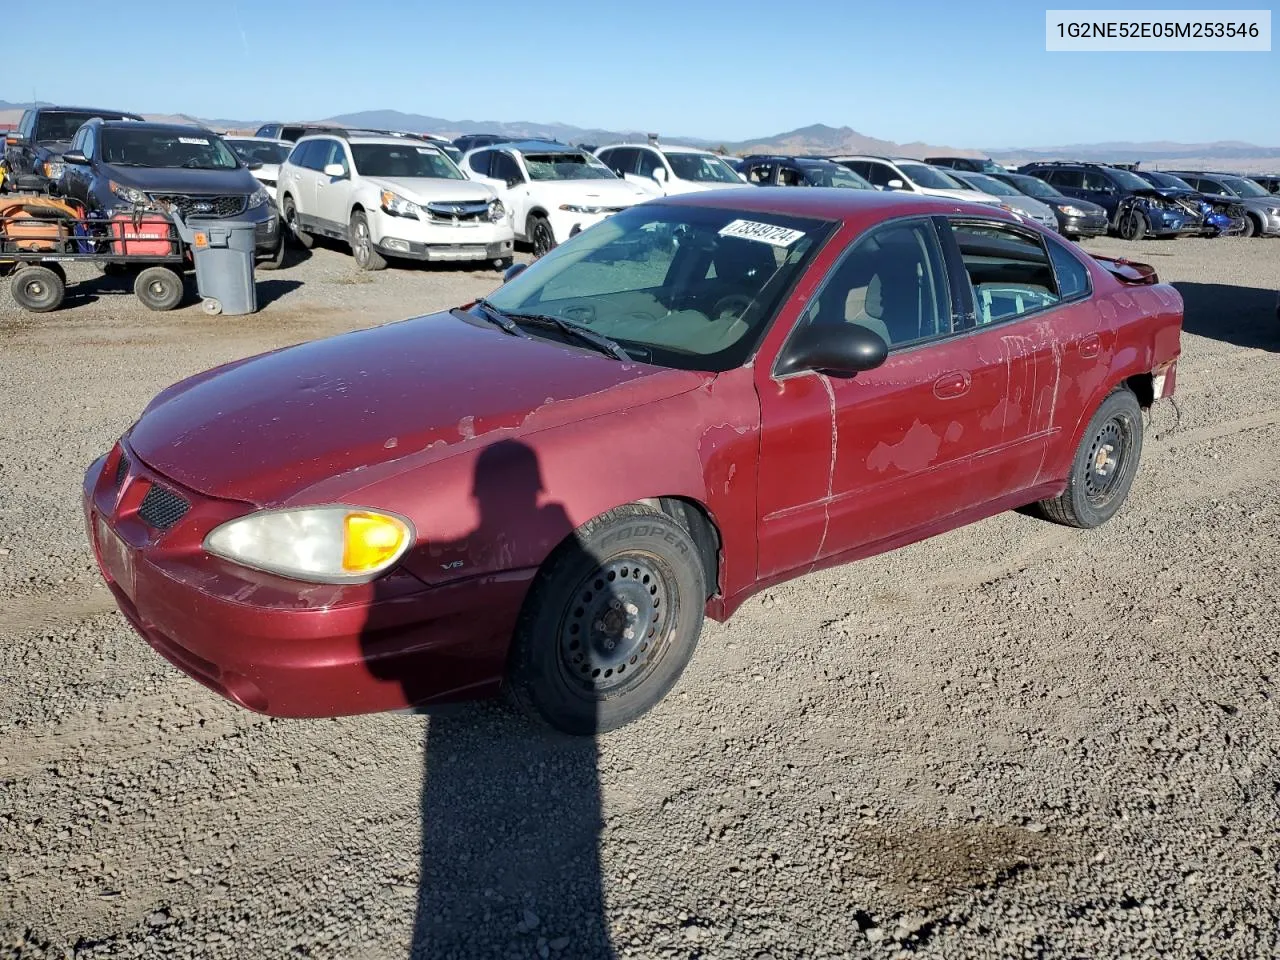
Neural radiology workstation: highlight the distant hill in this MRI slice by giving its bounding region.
[991,140,1280,170]
[720,123,982,159]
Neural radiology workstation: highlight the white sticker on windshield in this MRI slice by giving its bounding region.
[178,137,210,145]
[415,146,438,154]
[718,219,805,247]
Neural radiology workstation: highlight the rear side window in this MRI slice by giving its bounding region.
[1044,236,1091,300]
[1045,169,1084,189]
[491,151,523,184]
[950,221,1063,324]
[468,149,493,177]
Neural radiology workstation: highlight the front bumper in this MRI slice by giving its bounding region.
[1060,213,1108,237]
[547,207,628,245]
[1258,210,1280,236]
[83,446,532,717]
[254,212,280,253]
[371,210,514,262]
[1148,210,1199,236]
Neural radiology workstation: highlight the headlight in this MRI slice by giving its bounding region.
[380,190,418,217]
[559,203,607,214]
[246,187,270,209]
[487,199,506,222]
[1058,204,1087,217]
[1268,206,1280,216]
[204,506,414,583]
[44,159,66,180]
[109,180,150,205]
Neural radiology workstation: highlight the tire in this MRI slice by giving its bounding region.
[99,262,136,278]
[10,266,66,312]
[528,214,556,258]
[201,298,222,316]
[133,266,184,312]
[1037,387,1144,529]
[281,196,312,249]
[1118,208,1148,241]
[349,211,387,271]
[506,504,707,735]
[257,232,289,271]
[1240,215,1258,239]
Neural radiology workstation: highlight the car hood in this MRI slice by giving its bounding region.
[126,310,703,506]
[35,140,73,158]
[1002,195,1056,219]
[364,175,496,204]
[250,163,281,182]
[916,186,999,203]
[1044,196,1106,215]
[527,178,648,205]
[104,164,262,195]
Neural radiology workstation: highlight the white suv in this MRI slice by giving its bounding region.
[459,141,648,256]
[594,142,751,197]
[832,156,1002,205]
[278,133,515,270]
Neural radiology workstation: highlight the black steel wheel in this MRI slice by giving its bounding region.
[133,266,184,312]
[529,215,556,258]
[507,504,707,735]
[10,265,66,313]
[1037,387,1144,529]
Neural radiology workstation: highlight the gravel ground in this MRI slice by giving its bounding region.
[1,233,1278,959]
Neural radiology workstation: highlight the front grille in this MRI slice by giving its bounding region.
[423,200,491,223]
[114,454,130,487]
[139,484,190,529]
[148,194,248,219]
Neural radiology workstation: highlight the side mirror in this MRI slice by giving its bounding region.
[776,321,889,378]
[323,163,347,179]
[5,134,29,147]
[886,178,905,190]
[62,150,89,165]
[506,176,521,188]
[247,160,264,171]
[503,261,529,284]
[652,166,668,183]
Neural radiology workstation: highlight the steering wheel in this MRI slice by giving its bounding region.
[563,304,596,325]
[711,293,754,322]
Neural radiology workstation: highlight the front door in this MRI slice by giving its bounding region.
[755,216,1011,578]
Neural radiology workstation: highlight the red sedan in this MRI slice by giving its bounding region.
[84,189,1182,735]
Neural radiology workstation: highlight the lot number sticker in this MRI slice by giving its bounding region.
[718,219,805,247]
[179,137,210,145]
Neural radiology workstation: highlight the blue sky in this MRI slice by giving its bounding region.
[7,0,1276,147]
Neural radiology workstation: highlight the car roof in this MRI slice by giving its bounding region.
[742,154,842,166]
[656,187,1018,225]
[97,120,216,134]
[599,142,715,155]
[224,135,289,143]
[497,140,582,153]
[297,132,443,148]
[40,105,141,117]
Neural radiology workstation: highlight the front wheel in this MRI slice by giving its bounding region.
[529,214,556,258]
[506,504,706,735]
[349,211,387,271]
[1037,387,1144,529]
[281,196,313,249]
[1118,208,1148,241]
[1239,216,1258,239]
[257,231,289,271]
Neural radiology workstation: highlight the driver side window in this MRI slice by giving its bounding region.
[796,219,952,351]
[491,151,523,185]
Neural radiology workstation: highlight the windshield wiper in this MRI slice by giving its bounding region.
[505,310,631,361]
[466,298,527,337]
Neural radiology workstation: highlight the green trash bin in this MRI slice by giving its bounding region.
[171,212,258,316]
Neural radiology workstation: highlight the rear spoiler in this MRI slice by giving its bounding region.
[1092,254,1159,285]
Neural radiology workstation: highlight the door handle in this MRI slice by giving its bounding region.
[933,370,972,400]
[1079,334,1102,359]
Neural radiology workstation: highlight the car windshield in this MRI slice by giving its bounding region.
[350,143,464,179]
[898,163,962,189]
[100,129,240,169]
[35,111,126,142]
[959,173,1020,197]
[1107,168,1153,191]
[226,140,290,166]
[666,152,742,184]
[479,204,836,372]
[522,152,616,180]
[1219,175,1270,198]
[803,165,873,189]
[1139,171,1193,190]
[1005,174,1063,198]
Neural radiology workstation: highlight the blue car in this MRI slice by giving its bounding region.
[1017,161,1203,240]
[1130,170,1246,237]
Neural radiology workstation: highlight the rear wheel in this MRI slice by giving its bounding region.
[10,265,66,312]
[133,266,184,312]
[506,504,706,735]
[281,196,312,249]
[1037,387,1144,529]
[349,211,386,271]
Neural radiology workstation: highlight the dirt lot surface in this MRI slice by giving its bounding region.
[2,233,1279,959]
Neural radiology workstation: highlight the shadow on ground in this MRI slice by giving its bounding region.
[1174,281,1279,352]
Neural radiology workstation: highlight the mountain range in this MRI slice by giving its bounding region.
[2,101,1276,172]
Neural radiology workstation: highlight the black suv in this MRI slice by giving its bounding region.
[58,119,280,262]
[254,122,353,142]
[1017,161,1201,240]
[2,105,143,193]
[452,133,511,154]
[739,155,873,188]
[925,156,1005,174]
[1250,175,1280,194]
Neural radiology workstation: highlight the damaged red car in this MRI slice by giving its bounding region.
[84,190,1183,735]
